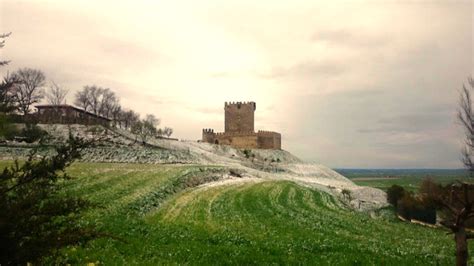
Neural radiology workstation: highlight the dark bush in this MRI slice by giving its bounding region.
[19,124,48,143]
[0,134,98,265]
[387,184,405,207]
[243,149,252,159]
[397,193,436,224]
[0,114,19,141]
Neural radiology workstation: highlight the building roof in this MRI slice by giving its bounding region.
[35,104,111,121]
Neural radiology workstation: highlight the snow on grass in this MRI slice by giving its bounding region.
[1,124,387,211]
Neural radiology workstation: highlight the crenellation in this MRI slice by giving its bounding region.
[215,131,257,137]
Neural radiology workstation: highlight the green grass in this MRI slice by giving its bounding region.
[0,161,470,264]
[146,181,464,265]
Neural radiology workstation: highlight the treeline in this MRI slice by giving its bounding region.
[73,85,173,138]
[0,67,174,141]
[0,68,49,142]
[386,181,437,224]
[387,179,474,227]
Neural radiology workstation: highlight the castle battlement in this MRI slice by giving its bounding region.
[257,130,281,136]
[202,101,281,149]
[214,131,257,137]
[224,101,256,110]
[202,128,215,133]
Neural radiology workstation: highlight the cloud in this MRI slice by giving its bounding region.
[187,106,222,115]
[358,106,454,134]
[257,60,347,79]
[310,29,389,47]
[97,35,166,69]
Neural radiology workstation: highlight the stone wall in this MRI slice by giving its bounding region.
[202,130,280,149]
[224,102,255,133]
[257,131,281,149]
[214,132,258,149]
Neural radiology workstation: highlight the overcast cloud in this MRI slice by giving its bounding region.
[0,0,472,168]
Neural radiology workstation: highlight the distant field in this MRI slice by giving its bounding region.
[336,168,471,191]
[0,161,471,264]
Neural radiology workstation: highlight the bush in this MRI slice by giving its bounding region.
[397,193,436,224]
[387,184,436,224]
[342,189,352,201]
[0,134,98,265]
[0,114,19,141]
[387,185,405,208]
[243,149,253,159]
[19,124,48,143]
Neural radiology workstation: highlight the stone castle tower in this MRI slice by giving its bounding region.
[202,101,281,149]
[225,101,256,133]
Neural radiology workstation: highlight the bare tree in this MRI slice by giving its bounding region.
[87,86,104,116]
[163,127,173,138]
[99,88,119,119]
[420,180,474,266]
[145,114,160,127]
[111,104,122,127]
[156,128,163,137]
[121,110,140,130]
[11,68,46,115]
[46,81,69,106]
[424,76,474,266]
[0,32,11,66]
[458,77,474,177]
[76,85,121,119]
[131,114,159,144]
[74,86,91,111]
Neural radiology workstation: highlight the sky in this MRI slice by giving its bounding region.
[0,0,473,168]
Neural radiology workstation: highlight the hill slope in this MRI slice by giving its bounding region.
[13,162,459,265]
[0,124,386,210]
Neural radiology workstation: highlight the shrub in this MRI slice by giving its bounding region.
[19,124,48,143]
[387,185,405,208]
[0,114,19,141]
[396,192,436,224]
[243,149,252,159]
[0,134,98,265]
[342,189,352,201]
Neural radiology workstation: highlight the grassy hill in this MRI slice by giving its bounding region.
[2,161,463,264]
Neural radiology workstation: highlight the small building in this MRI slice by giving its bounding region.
[35,104,111,126]
[202,101,281,149]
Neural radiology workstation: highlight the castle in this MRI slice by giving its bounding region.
[202,102,281,149]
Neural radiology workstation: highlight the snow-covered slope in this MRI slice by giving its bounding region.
[1,124,388,211]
